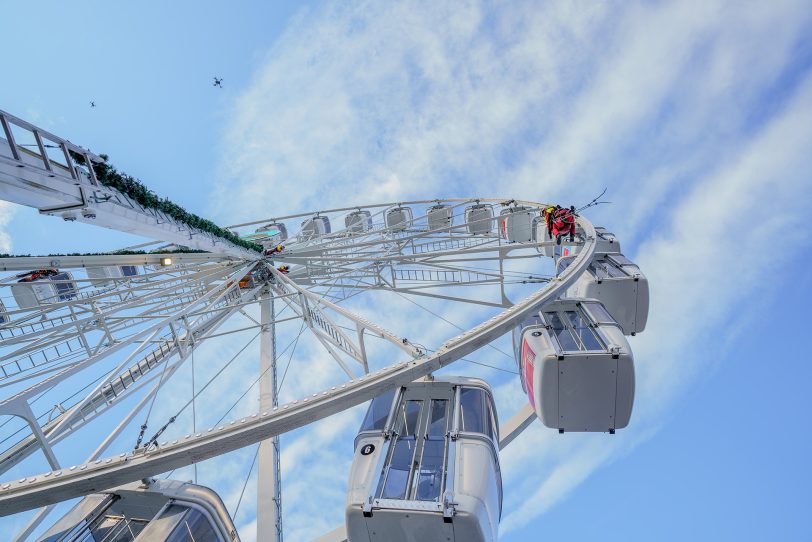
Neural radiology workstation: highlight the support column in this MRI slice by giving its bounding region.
[258,291,282,542]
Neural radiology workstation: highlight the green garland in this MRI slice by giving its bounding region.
[69,152,261,253]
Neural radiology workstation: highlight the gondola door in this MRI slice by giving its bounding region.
[374,384,455,502]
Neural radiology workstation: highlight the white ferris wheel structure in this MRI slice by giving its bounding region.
[0,108,648,542]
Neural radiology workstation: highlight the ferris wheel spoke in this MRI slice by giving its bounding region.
[0,277,265,476]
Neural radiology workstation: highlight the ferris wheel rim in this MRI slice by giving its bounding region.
[0,203,597,516]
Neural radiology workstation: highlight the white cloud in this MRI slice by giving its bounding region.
[209,2,812,533]
[210,1,812,539]
[4,1,808,541]
[0,202,14,253]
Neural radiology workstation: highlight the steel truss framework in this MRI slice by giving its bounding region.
[0,111,601,542]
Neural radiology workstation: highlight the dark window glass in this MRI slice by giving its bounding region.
[566,311,603,351]
[51,273,76,300]
[460,388,488,434]
[428,399,449,437]
[359,388,396,432]
[584,302,615,325]
[413,399,450,502]
[377,400,423,500]
[166,508,220,542]
[414,439,445,501]
[544,312,579,351]
[608,254,635,267]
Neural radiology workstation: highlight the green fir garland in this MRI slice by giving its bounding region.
[69,152,262,253]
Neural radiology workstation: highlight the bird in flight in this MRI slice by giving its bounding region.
[213,77,223,88]
[90,101,96,108]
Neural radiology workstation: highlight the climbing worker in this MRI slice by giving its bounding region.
[16,269,58,283]
[277,265,290,274]
[552,206,577,245]
[264,244,285,256]
[542,205,558,240]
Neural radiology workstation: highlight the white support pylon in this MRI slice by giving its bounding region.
[258,290,283,542]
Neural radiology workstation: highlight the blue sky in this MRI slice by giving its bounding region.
[2,1,812,541]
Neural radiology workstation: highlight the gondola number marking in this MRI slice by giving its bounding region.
[360,444,375,456]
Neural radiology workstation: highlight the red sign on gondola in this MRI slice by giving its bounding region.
[521,337,536,411]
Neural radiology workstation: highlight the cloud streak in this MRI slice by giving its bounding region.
[199,0,812,539]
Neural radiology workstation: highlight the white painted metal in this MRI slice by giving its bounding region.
[347,377,501,542]
[566,253,649,335]
[0,109,258,259]
[516,298,634,432]
[345,210,373,233]
[258,291,283,542]
[35,479,240,542]
[385,206,413,232]
[464,204,494,235]
[0,215,597,514]
[0,184,639,542]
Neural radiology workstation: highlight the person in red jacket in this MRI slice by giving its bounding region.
[552,206,577,245]
[264,244,285,256]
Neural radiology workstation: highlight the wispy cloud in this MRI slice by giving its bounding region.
[0,202,15,253]
[200,0,812,539]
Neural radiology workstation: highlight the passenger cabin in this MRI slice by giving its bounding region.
[86,265,139,287]
[513,299,635,432]
[464,204,494,235]
[36,479,239,542]
[427,204,453,231]
[386,206,413,232]
[11,271,77,309]
[257,222,288,243]
[498,206,537,243]
[347,377,502,542]
[346,210,373,233]
[594,226,621,254]
[565,253,649,335]
[299,216,331,240]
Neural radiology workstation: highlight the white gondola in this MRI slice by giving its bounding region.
[513,298,635,432]
[11,271,77,309]
[464,204,494,235]
[565,252,648,335]
[86,265,139,287]
[386,206,413,232]
[347,376,501,542]
[258,222,288,243]
[498,206,537,243]
[300,215,331,240]
[345,210,373,233]
[37,479,239,542]
[427,203,453,230]
[594,226,621,254]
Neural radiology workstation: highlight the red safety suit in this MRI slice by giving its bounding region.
[551,207,576,245]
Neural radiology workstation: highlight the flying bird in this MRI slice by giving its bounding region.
[213,77,223,88]
[90,101,96,108]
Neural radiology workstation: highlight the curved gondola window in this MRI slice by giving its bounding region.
[376,400,423,499]
[583,302,615,325]
[607,254,636,267]
[414,399,450,501]
[566,310,603,351]
[544,311,579,351]
[359,388,396,433]
[459,387,493,439]
[136,504,221,541]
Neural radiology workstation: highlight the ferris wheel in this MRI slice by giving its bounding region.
[0,108,649,542]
